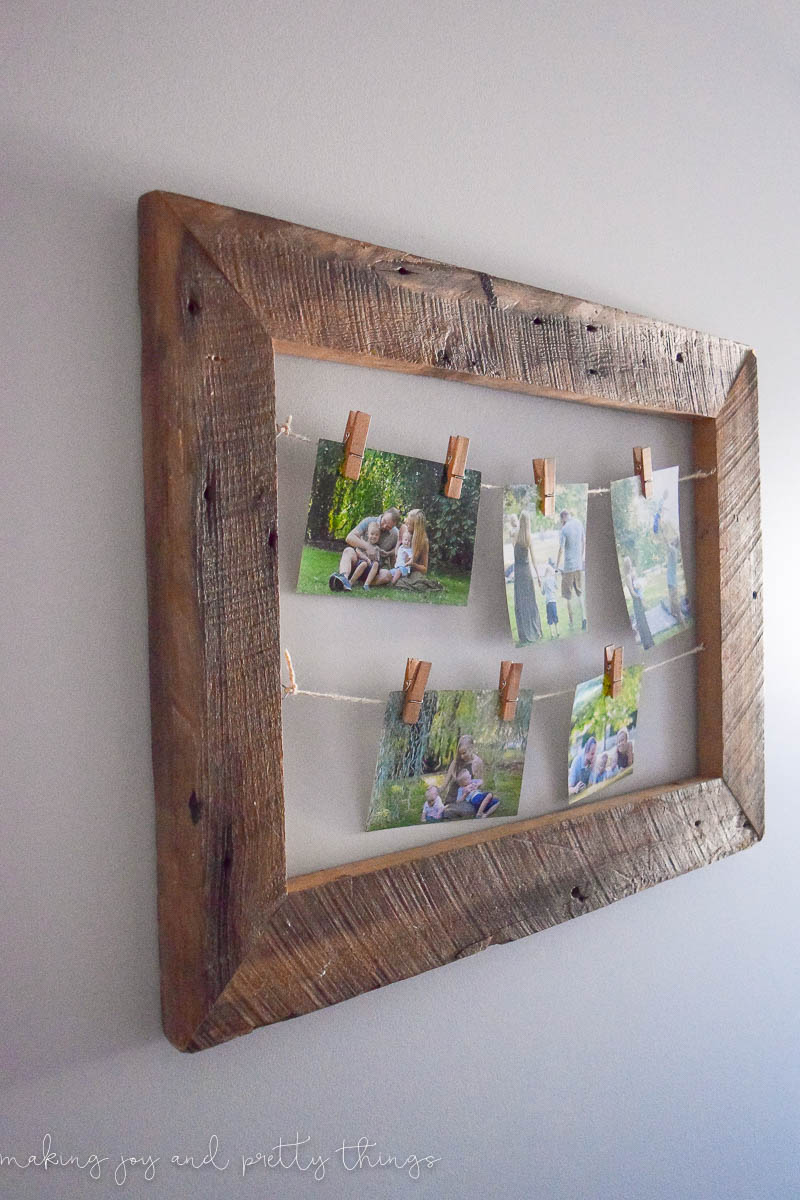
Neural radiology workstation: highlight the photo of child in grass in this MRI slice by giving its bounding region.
[366,688,533,831]
[502,483,589,645]
[298,439,481,606]
[567,665,643,806]
[610,465,692,649]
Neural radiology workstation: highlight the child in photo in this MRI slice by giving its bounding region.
[455,768,499,818]
[594,751,610,784]
[594,750,619,784]
[542,559,560,638]
[390,528,414,585]
[349,521,382,590]
[420,785,445,822]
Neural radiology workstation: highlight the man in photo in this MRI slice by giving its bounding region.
[568,735,597,796]
[329,508,401,591]
[556,508,586,631]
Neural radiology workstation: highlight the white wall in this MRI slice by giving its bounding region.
[2,2,799,1197]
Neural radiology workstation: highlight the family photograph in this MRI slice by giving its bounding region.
[298,439,481,606]
[367,688,532,831]
[503,483,589,646]
[567,665,642,805]
[610,465,693,649]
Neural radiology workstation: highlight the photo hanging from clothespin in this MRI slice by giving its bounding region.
[603,644,624,698]
[402,657,431,724]
[443,435,470,498]
[340,410,371,480]
[633,446,653,499]
[498,661,523,721]
[532,457,556,516]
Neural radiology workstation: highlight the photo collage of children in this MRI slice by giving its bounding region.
[296,432,694,831]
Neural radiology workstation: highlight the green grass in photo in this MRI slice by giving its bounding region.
[368,761,524,830]
[298,546,471,605]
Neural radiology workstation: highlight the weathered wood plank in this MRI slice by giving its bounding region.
[187,779,756,1050]
[160,192,749,418]
[139,193,286,1049]
[694,353,763,833]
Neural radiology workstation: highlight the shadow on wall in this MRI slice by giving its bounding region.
[3,136,171,1084]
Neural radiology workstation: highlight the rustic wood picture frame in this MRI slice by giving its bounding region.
[138,191,763,1053]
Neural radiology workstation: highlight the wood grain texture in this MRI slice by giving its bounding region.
[694,353,763,833]
[139,194,286,1048]
[186,779,756,1051]
[138,191,764,1051]
[161,192,749,417]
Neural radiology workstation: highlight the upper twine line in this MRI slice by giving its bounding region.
[281,644,705,706]
[275,416,716,491]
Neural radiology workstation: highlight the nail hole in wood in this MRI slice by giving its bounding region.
[396,266,410,275]
[187,294,201,316]
[268,526,278,551]
[586,324,598,333]
[694,819,702,828]
[587,368,598,376]
[752,591,758,600]
[533,316,543,326]
[676,351,684,363]
[188,791,202,824]
[571,885,587,902]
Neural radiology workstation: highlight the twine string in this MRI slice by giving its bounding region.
[275,414,313,443]
[275,415,716,490]
[281,644,705,707]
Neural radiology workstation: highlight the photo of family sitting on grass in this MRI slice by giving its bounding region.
[297,439,481,606]
[502,482,589,645]
[610,465,692,649]
[366,687,532,831]
[567,664,642,805]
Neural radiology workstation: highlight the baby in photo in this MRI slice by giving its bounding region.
[420,785,445,822]
[454,768,499,819]
[390,528,413,585]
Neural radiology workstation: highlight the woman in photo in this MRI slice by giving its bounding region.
[513,512,542,643]
[622,555,655,650]
[381,508,440,592]
[440,735,485,818]
[615,726,634,770]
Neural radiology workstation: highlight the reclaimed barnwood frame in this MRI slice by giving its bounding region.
[138,191,763,1052]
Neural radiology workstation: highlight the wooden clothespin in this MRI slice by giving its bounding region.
[340,410,371,480]
[402,657,431,725]
[498,661,523,721]
[443,435,470,499]
[633,446,653,499]
[603,644,624,699]
[532,457,556,517]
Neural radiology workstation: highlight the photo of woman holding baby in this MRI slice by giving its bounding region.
[367,691,532,831]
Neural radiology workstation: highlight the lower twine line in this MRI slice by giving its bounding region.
[281,644,705,705]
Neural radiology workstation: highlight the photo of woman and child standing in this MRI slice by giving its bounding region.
[502,483,589,646]
[366,689,532,831]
